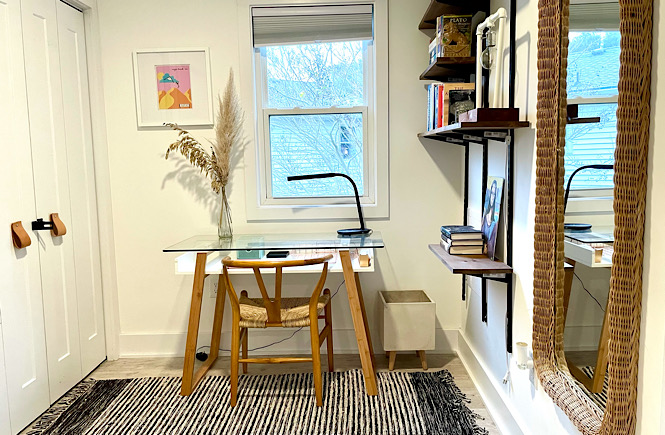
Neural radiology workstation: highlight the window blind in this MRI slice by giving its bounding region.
[569,2,620,31]
[252,5,373,47]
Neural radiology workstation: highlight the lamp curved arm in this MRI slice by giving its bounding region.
[287,172,367,231]
[563,164,614,213]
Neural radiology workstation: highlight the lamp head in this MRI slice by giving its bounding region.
[287,173,371,236]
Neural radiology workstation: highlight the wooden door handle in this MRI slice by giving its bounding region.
[11,221,31,249]
[50,213,67,237]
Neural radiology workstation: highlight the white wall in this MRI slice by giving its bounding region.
[638,0,665,432]
[96,0,464,357]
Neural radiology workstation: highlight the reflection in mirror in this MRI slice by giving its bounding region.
[560,1,620,413]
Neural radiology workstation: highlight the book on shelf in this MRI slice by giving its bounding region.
[426,83,476,131]
[440,234,484,246]
[436,14,473,58]
[440,225,483,240]
[440,239,485,255]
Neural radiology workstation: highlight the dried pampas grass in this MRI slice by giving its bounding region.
[165,69,244,194]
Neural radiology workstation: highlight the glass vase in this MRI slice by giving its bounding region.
[218,187,233,240]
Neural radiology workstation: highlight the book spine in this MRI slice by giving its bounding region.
[437,85,444,128]
[426,84,431,131]
[433,84,438,130]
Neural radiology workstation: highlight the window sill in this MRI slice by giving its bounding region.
[565,196,613,215]
[245,201,389,222]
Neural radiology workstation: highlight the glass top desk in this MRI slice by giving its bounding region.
[164,232,384,397]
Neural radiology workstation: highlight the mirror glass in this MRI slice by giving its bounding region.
[560,0,620,413]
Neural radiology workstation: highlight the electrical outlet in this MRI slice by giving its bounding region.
[209,280,218,298]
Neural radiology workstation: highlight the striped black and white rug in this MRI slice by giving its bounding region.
[578,366,608,410]
[27,369,488,435]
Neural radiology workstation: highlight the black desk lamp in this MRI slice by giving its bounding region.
[286,172,371,236]
[563,164,614,231]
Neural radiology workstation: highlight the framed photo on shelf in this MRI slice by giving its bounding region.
[132,48,213,127]
[481,176,504,260]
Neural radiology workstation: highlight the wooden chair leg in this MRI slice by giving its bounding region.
[417,350,428,371]
[324,289,334,372]
[309,312,323,407]
[388,351,396,371]
[230,322,240,407]
[240,290,248,374]
[241,328,248,374]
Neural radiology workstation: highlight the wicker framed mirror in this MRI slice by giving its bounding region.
[532,0,652,432]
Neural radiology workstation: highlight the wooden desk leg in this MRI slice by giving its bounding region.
[339,250,378,396]
[589,305,610,393]
[354,271,376,369]
[563,259,576,324]
[181,252,208,396]
[187,273,227,391]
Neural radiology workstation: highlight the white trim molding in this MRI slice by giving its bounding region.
[119,328,457,357]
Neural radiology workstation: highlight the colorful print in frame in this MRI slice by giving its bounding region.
[156,64,192,110]
[133,48,213,127]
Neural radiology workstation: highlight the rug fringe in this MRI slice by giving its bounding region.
[24,379,97,434]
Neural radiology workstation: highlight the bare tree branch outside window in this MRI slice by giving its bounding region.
[263,41,366,198]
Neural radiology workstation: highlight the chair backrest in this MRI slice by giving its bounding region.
[222,255,333,325]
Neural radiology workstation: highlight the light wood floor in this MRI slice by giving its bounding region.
[91,353,500,434]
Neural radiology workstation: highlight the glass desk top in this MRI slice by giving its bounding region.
[564,226,614,244]
[163,231,385,253]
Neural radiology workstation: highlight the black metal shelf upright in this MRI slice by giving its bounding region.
[419,0,526,353]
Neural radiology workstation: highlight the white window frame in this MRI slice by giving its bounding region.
[238,0,389,222]
[565,26,619,214]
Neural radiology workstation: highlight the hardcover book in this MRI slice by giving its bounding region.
[440,239,484,255]
[440,225,483,240]
[441,234,485,246]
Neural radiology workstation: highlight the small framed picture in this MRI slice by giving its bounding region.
[132,48,213,127]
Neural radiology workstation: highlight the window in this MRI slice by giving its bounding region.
[565,3,620,191]
[240,1,388,220]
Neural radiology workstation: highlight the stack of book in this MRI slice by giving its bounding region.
[440,225,485,255]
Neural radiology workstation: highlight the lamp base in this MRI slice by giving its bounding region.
[564,223,592,231]
[337,228,372,236]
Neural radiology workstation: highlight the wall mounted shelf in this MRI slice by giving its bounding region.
[420,57,476,81]
[419,120,530,145]
[428,244,512,275]
[566,104,601,124]
[419,0,520,353]
[419,0,489,30]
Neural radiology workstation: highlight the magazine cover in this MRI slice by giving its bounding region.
[481,177,504,259]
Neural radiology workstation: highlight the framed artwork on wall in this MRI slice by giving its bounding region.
[132,48,213,127]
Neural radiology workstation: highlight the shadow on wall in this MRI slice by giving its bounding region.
[160,135,247,225]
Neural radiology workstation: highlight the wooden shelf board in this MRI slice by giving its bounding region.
[419,120,531,143]
[420,57,476,81]
[428,243,513,275]
[419,0,489,30]
[567,117,601,125]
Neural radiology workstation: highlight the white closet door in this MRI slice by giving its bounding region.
[56,1,106,375]
[0,322,11,435]
[0,0,50,431]
[21,0,83,401]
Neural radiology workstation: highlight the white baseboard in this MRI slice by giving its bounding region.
[118,328,458,358]
[457,332,525,435]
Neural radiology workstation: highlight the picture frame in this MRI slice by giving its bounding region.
[132,48,213,127]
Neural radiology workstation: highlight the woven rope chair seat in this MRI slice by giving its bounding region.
[238,294,330,328]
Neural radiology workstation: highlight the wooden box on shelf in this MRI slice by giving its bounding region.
[458,107,520,123]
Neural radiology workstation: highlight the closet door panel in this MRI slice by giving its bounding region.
[0,322,11,435]
[21,0,82,401]
[0,0,50,430]
[56,1,106,374]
